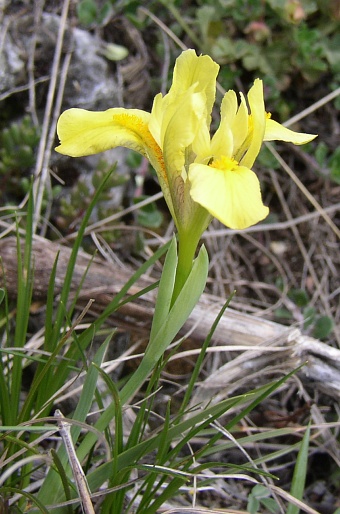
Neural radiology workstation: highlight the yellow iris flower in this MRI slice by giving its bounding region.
[56,49,316,234]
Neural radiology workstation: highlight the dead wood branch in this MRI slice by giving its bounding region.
[1,236,339,398]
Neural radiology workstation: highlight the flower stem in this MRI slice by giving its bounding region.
[171,231,198,306]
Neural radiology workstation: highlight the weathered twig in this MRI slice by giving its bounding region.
[54,410,95,514]
[1,236,339,398]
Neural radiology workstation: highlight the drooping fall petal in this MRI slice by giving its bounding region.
[264,118,317,144]
[56,108,152,157]
[189,158,269,230]
[55,106,174,220]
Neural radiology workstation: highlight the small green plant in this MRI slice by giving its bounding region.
[134,195,163,228]
[161,0,340,115]
[58,159,126,238]
[315,141,340,184]
[275,286,334,339]
[0,116,40,202]
[76,0,112,26]
[247,484,280,514]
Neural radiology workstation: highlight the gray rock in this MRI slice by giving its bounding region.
[1,12,120,109]
[1,10,132,212]
[63,24,120,109]
[0,25,25,94]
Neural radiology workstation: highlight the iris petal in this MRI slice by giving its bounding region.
[240,79,266,168]
[264,118,317,144]
[189,162,269,230]
[148,93,164,148]
[171,49,219,122]
[163,91,206,175]
[56,108,152,157]
[232,93,249,153]
[211,90,238,158]
[150,50,219,154]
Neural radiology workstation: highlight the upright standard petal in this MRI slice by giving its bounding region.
[189,159,269,230]
[210,90,238,159]
[231,92,249,153]
[170,49,219,121]
[148,92,165,148]
[149,50,219,153]
[239,79,266,168]
[163,90,206,177]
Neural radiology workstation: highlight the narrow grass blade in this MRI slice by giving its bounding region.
[11,194,34,423]
[72,337,112,439]
[50,449,73,514]
[0,486,50,513]
[286,423,310,514]
[44,250,60,349]
[51,168,116,340]
[136,401,172,512]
